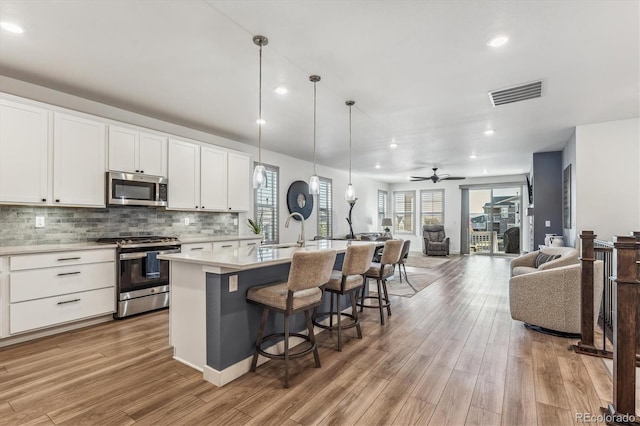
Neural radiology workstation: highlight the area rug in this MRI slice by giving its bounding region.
[404,252,451,269]
[368,268,441,298]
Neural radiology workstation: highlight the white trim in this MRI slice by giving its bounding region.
[173,355,204,373]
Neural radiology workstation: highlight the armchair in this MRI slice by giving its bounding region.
[423,225,449,256]
[509,260,603,336]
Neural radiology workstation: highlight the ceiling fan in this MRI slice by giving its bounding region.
[410,167,466,183]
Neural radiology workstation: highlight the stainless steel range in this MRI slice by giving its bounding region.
[97,236,181,318]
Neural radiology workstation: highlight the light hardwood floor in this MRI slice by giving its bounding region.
[0,255,630,425]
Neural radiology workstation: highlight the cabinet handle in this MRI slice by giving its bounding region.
[190,247,204,251]
[57,298,81,305]
[55,199,60,203]
[246,242,257,246]
[135,169,140,172]
[221,245,232,248]
[57,257,81,261]
[140,170,144,174]
[201,206,205,209]
[57,271,81,276]
[195,206,198,209]
[42,198,46,202]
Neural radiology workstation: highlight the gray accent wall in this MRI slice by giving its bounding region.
[0,205,238,246]
[532,151,563,247]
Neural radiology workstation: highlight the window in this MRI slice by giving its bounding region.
[420,189,444,226]
[378,190,388,227]
[317,177,332,238]
[254,163,279,244]
[393,191,415,233]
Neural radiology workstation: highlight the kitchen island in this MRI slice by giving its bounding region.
[159,239,376,386]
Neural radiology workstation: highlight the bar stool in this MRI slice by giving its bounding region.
[312,243,377,351]
[246,249,336,388]
[358,239,403,325]
[396,240,411,283]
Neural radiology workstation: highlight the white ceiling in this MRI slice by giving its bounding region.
[0,1,638,183]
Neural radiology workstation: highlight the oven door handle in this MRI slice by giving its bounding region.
[119,249,180,260]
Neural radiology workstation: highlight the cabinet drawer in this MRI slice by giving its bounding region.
[181,242,213,252]
[10,249,115,271]
[10,287,115,334]
[10,262,115,303]
[213,241,239,250]
[240,239,261,247]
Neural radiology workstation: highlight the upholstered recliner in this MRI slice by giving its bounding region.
[509,260,604,335]
[510,247,579,277]
[423,225,449,256]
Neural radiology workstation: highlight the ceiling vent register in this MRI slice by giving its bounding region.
[488,80,543,106]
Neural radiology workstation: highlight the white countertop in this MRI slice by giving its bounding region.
[158,240,377,272]
[0,242,117,256]
[179,235,262,244]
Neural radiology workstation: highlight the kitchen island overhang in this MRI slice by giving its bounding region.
[159,240,377,386]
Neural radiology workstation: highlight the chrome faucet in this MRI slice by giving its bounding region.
[285,212,305,247]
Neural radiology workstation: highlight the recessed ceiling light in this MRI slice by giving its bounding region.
[487,35,508,48]
[470,153,478,159]
[375,164,381,169]
[274,86,288,95]
[256,119,266,125]
[484,129,495,136]
[0,21,24,34]
[389,142,398,149]
[483,169,488,174]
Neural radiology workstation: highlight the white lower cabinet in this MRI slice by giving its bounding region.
[10,287,114,334]
[7,248,115,335]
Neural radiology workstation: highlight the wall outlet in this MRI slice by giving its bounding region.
[233,217,238,226]
[35,216,45,228]
[184,217,190,226]
[229,275,238,292]
[545,220,551,227]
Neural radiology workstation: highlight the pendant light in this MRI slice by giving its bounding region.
[308,75,321,195]
[252,35,268,189]
[344,100,356,202]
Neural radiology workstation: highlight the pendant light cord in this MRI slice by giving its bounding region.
[348,103,352,184]
[313,81,318,174]
[258,43,263,165]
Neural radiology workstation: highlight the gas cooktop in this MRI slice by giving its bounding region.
[96,236,180,248]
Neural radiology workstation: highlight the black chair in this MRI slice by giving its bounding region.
[423,225,449,256]
[503,227,520,254]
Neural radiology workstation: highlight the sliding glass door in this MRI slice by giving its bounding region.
[467,186,522,255]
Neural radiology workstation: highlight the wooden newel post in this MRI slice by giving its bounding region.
[579,230,596,349]
[612,235,640,417]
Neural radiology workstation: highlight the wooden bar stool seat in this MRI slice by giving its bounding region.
[312,243,377,351]
[358,239,404,325]
[247,249,337,388]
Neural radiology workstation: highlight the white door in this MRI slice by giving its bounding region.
[0,99,49,204]
[168,139,199,210]
[227,152,250,211]
[139,132,167,177]
[53,113,106,207]
[108,125,137,173]
[200,146,227,211]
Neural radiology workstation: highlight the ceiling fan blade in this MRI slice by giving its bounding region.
[410,177,431,181]
[440,176,466,180]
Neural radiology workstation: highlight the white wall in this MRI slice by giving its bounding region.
[562,130,577,247]
[390,174,527,254]
[575,117,640,242]
[0,75,388,242]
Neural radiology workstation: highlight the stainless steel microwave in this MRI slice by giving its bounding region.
[107,171,168,207]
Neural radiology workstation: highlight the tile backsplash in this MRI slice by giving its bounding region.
[0,205,238,246]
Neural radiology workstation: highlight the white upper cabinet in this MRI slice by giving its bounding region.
[0,99,50,204]
[227,152,250,211]
[53,113,106,207]
[167,139,250,212]
[168,139,200,210]
[109,125,167,176]
[200,146,228,211]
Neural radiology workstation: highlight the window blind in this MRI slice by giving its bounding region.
[420,189,444,226]
[393,191,415,233]
[317,177,332,238]
[378,190,388,227]
[254,163,279,244]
